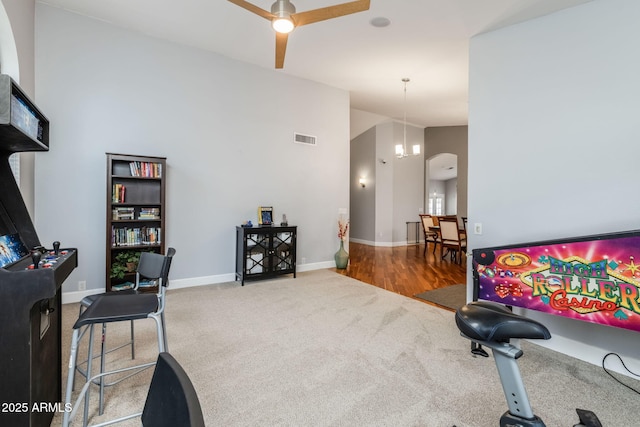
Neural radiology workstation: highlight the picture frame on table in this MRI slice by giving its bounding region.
[258,206,273,225]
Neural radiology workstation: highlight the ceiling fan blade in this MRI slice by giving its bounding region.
[227,0,274,20]
[275,32,288,69]
[292,0,370,27]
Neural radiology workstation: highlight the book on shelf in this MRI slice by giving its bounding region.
[111,225,162,247]
[112,184,126,203]
[111,281,134,291]
[129,161,162,178]
[138,279,159,288]
[111,207,160,221]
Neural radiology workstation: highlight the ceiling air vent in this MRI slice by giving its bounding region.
[294,132,317,146]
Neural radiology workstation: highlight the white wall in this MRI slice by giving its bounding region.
[0,0,33,92]
[1,0,36,215]
[469,0,640,372]
[34,5,350,297]
[350,108,388,141]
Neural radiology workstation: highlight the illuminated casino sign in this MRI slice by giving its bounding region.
[473,232,640,333]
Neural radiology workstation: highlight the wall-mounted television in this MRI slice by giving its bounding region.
[0,74,49,153]
[472,230,640,333]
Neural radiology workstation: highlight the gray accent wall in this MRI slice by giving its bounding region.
[350,121,424,246]
[445,178,457,215]
[350,127,376,242]
[424,126,468,218]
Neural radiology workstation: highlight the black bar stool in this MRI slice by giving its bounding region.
[63,250,175,427]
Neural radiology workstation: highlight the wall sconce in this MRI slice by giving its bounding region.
[359,178,366,188]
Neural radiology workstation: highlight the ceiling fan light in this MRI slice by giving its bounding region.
[272,17,295,33]
[271,0,296,33]
[412,144,421,155]
[395,144,405,157]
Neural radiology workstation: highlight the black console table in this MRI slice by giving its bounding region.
[235,226,297,285]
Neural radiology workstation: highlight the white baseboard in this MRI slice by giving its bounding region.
[298,260,335,271]
[62,262,335,304]
[169,273,237,290]
[62,289,103,304]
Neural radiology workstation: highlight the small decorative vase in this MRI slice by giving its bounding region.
[334,240,349,269]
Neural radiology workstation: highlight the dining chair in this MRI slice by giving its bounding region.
[419,214,438,255]
[460,216,468,240]
[438,216,467,264]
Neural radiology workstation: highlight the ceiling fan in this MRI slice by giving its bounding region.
[227,0,371,69]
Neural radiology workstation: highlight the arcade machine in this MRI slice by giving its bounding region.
[0,74,78,426]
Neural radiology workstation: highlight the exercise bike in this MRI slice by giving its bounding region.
[455,301,602,427]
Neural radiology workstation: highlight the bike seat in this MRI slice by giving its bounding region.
[455,301,551,343]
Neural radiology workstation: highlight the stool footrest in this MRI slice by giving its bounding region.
[67,361,156,425]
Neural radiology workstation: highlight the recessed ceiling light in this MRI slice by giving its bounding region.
[370,17,391,28]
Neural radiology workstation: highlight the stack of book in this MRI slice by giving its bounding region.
[139,207,160,220]
[112,207,135,220]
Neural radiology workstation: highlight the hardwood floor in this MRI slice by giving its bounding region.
[334,241,467,303]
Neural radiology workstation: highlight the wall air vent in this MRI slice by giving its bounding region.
[293,132,317,146]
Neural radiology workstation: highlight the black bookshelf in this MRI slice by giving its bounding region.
[106,153,166,291]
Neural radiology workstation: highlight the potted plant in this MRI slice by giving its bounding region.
[110,250,141,279]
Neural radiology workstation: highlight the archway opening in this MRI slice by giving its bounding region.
[425,153,457,216]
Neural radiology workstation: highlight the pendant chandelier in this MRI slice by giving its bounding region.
[395,78,421,159]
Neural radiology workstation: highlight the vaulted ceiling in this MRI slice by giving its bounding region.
[38,0,593,131]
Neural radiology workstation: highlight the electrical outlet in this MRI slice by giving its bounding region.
[474,223,483,235]
[78,280,86,291]
[301,257,306,264]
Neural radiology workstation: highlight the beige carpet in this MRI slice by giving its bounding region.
[55,270,640,426]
